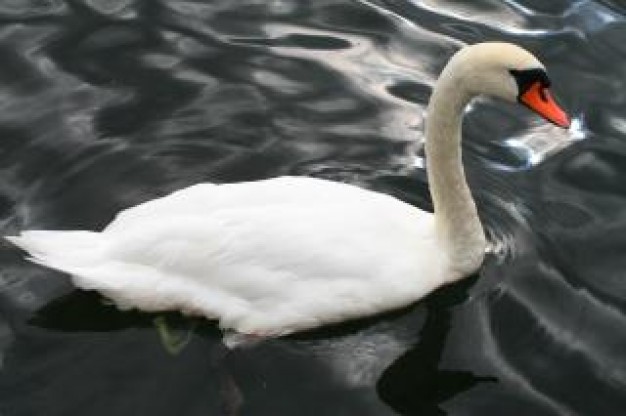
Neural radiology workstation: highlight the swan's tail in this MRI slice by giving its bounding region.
[5,230,140,302]
[7,230,102,262]
[7,230,223,319]
[5,229,107,279]
[6,230,189,313]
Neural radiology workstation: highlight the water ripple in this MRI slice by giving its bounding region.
[0,0,625,414]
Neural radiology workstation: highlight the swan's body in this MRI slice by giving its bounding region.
[7,43,569,337]
[13,178,445,335]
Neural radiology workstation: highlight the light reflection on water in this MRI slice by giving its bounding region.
[504,115,588,169]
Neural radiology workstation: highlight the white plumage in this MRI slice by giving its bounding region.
[9,177,444,336]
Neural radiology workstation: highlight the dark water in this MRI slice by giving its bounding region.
[1,0,625,414]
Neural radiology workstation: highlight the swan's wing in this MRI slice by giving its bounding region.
[104,195,441,333]
[105,176,384,232]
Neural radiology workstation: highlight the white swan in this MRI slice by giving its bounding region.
[7,43,569,338]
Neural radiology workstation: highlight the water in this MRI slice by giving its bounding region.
[1,0,625,414]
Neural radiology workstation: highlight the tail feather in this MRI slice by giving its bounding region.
[6,230,104,265]
[6,230,200,313]
[5,230,139,296]
[6,230,227,321]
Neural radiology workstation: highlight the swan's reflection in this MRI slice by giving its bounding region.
[377,275,497,414]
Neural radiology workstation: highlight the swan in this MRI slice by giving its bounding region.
[6,42,569,339]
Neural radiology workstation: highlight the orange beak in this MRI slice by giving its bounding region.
[519,82,570,128]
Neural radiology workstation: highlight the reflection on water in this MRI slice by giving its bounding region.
[503,116,587,169]
[1,0,626,414]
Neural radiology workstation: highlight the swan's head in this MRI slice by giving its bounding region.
[444,42,570,128]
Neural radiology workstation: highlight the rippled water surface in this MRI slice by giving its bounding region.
[1,0,626,414]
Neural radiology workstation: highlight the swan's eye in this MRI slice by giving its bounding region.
[539,86,548,102]
[509,68,551,98]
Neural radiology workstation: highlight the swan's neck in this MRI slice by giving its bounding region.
[425,72,486,279]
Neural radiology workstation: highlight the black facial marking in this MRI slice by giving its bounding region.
[509,68,551,98]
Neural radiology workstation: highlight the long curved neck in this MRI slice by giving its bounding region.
[425,70,486,278]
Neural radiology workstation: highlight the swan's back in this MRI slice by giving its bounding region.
[106,176,388,231]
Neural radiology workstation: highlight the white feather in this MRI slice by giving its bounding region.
[8,177,446,336]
